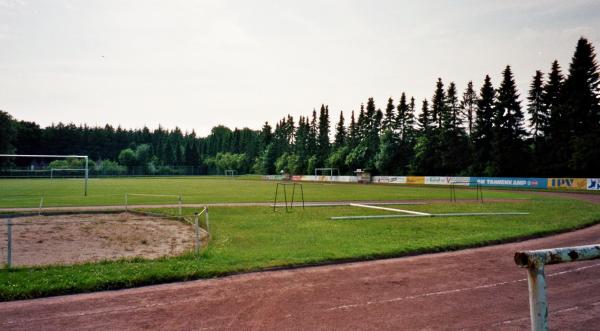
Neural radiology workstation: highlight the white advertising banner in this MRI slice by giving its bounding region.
[587,178,600,190]
[371,176,407,184]
[425,176,471,186]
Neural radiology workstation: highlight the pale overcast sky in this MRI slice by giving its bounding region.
[1,0,599,135]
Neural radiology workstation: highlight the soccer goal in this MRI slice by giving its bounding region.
[315,168,339,182]
[224,169,237,177]
[0,154,90,196]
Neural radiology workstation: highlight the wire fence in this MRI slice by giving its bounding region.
[0,166,207,178]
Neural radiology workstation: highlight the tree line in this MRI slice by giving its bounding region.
[1,37,598,176]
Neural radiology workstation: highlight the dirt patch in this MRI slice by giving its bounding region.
[0,213,199,267]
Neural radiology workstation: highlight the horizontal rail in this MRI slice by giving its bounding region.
[515,244,600,268]
[126,193,181,198]
[0,154,88,158]
[514,244,600,331]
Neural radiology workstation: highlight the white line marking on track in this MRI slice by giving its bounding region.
[325,262,600,312]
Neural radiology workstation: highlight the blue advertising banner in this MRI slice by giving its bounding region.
[470,177,548,189]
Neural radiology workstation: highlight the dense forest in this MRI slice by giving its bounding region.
[1,37,599,177]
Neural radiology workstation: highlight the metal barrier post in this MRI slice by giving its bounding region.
[194,212,200,254]
[515,244,600,331]
[300,183,305,209]
[7,219,12,268]
[291,183,296,209]
[273,183,279,211]
[205,206,210,236]
[526,263,548,331]
[38,196,44,216]
[283,184,288,212]
[178,195,182,216]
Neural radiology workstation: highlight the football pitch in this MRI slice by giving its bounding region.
[1,177,600,301]
[0,176,530,208]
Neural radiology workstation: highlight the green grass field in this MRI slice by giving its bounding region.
[1,177,599,301]
[0,177,530,208]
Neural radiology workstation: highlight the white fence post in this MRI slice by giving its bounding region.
[178,195,182,216]
[194,212,200,254]
[204,206,210,236]
[515,244,600,331]
[38,196,44,216]
[7,219,12,268]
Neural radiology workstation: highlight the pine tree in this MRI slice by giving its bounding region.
[527,70,546,174]
[471,75,495,175]
[431,78,446,128]
[317,105,331,166]
[527,70,546,140]
[561,37,600,175]
[439,82,469,174]
[382,97,395,131]
[445,82,461,130]
[418,99,430,133]
[348,110,358,148]
[334,111,346,148]
[542,60,566,175]
[259,122,272,151]
[308,109,318,153]
[460,81,477,137]
[490,65,528,176]
[396,93,408,137]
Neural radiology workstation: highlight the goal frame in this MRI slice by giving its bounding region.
[224,169,237,177]
[315,167,339,182]
[0,154,89,196]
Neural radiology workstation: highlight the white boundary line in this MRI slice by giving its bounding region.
[349,203,431,216]
[331,212,529,220]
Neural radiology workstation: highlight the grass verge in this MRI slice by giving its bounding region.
[1,197,599,301]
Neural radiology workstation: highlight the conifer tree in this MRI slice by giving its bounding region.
[382,97,395,131]
[471,75,495,175]
[445,82,461,130]
[418,99,430,133]
[431,78,446,128]
[561,37,600,175]
[348,110,358,148]
[527,70,546,140]
[396,93,408,136]
[439,82,469,174]
[490,65,528,175]
[317,105,331,166]
[334,111,346,148]
[460,81,477,137]
[542,60,566,174]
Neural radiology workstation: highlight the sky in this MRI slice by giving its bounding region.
[1,0,599,136]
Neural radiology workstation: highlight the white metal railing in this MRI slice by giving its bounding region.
[514,244,600,331]
[125,193,183,216]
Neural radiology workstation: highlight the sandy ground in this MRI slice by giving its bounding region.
[0,213,196,267]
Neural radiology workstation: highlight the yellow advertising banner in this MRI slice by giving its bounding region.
[547,178,587,190]
[406,176,425,185]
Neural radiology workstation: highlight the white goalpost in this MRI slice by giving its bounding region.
[224,169,237,177]
[0,154,89,196]
[315,168,339,181]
